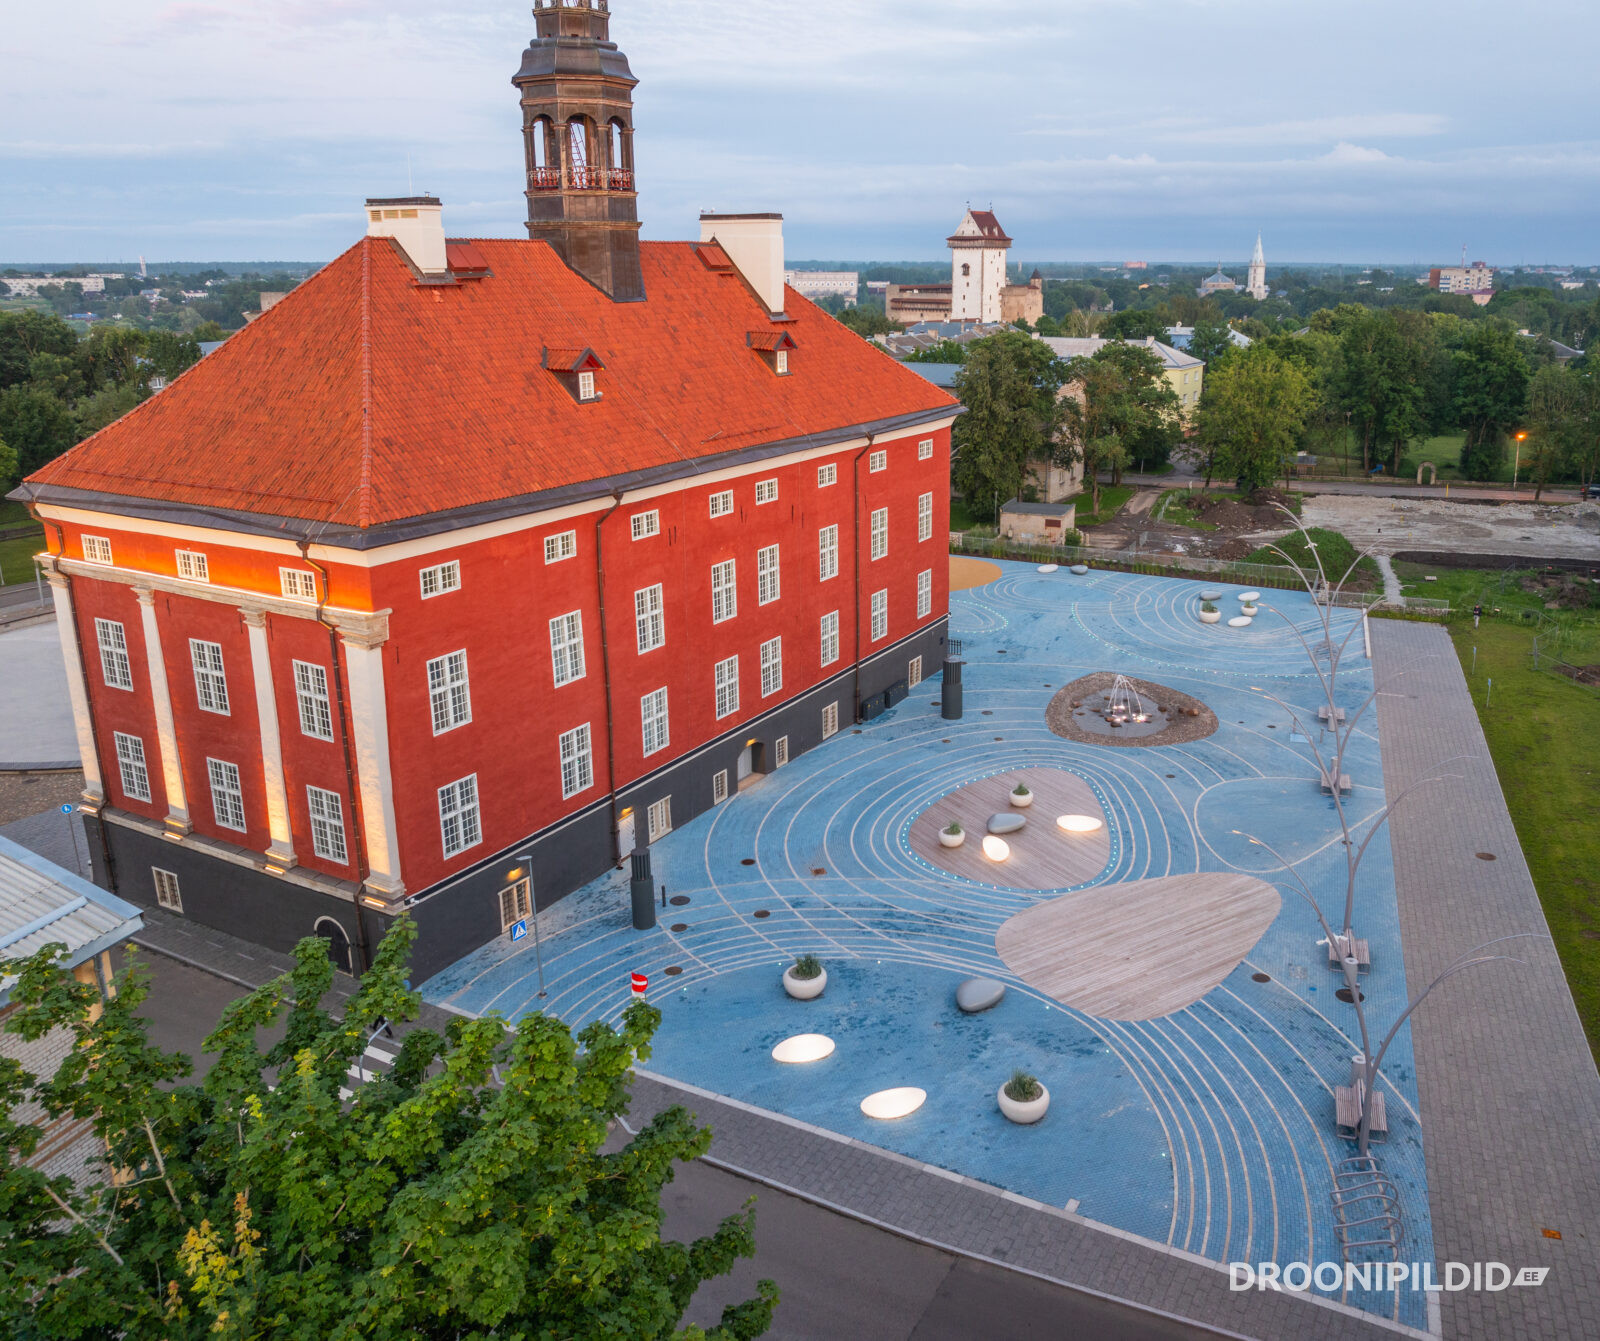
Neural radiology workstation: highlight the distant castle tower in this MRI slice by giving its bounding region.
[948,209,1012,322]
[1247,233,1267,301]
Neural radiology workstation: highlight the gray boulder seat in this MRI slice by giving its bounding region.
[956,977,1007,1013]
[1070,564,1089,575]
[987,813,1026,835]
[1199,589,1224,601]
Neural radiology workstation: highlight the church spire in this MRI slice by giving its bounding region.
[514,0,644,301]
[1247,232,1268,301]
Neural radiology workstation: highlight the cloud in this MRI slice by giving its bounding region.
[1321,142,1396,165]
[1162,113,1447,146]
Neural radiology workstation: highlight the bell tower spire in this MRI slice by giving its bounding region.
[514,0,644,301]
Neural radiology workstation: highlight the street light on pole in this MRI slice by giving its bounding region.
[517,853,546,998]
[1513,431,1526,492]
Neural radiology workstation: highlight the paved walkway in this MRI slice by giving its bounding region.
[1371,621,1600,1340]
[1121,475,1583,505]
[1374,556,1404,605]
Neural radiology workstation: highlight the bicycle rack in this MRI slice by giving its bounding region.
[1332,1155,1402,1263]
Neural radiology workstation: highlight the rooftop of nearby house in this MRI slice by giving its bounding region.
[1037,334,1203,372]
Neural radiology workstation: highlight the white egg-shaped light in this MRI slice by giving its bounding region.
[1238,590,1261,602]
[1057,814,1103,834]
[860,1086,927,1120]
[771,1033,836,1064]
[982,835,1011,861]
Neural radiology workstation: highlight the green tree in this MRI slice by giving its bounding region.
[1194,346,1315,493]
[831,305,900,339]
[1,921,778,1340]
[1453,320,1530,481]
[0,384,80,476]
[1057,342,1181,510]
[951,331,1067,521]
[904,339,970,365]
[1525,363,1594,498]
[0,432,16,491]
[1332,309,1426,474]
[1098,308,1168,341]
[0,310,77,390]
[1186,318,1235,368]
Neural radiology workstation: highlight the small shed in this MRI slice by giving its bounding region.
[1000,498,1077,544]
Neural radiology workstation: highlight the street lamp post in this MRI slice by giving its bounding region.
[517,852,547,998]
[1513,432,1526,492]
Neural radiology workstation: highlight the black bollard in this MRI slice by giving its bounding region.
[941,656,964,720]
[630,847,656,930]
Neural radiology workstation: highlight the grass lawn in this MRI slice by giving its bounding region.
[949,499,984,532]
[1153,488,1218,530]
[1071,483,1135,528]
[1393,562,1599,619]
[1450,620,1600,1059]
[0,530,46,585]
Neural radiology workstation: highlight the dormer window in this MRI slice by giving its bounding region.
[747,329,798,376]
[775,350,788,375]
[578,370,596,401]
[542,346,606,402]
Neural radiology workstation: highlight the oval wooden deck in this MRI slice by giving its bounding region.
[995,873,1282,1021]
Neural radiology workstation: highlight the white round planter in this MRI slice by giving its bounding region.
[1240,603,1259,616]
[1198,609,1221,624]
[998,1081,1050,1125]
[783,966,827,1000]
[938,828,966,848]
[1009,791,1034,809]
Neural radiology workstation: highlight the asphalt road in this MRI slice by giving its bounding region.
[1123,470,1581,504]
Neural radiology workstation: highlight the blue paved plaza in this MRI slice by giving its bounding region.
[424,563,1436,1328]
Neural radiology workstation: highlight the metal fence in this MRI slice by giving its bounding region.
[1531,617,1600,694]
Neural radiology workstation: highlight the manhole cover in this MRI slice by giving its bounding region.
[982,710,993,716]
[670,923,688,933]
[1165,774,1175,779]
[741,858,757,866]
[753,909,771,919]
[812,867,826,876]
[1251,972,1271,983]
[664,966,683,976]
[942,738,951,743]
[852,729,862,735]
[1476,852,1497,861]
[1267,724,1277,729]
[1335,987,1366,1004]
[669,895,691,906]
[994,736,1004,741]
[998,650,1008,655]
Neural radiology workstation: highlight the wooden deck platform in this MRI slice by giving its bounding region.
[995,873,1282,1021]
[909,767,1109,891]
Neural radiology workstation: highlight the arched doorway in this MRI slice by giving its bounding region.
[1416,462,1437,485]
[314,916,352,974]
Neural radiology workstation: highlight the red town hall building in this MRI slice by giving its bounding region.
[12,0,958,979]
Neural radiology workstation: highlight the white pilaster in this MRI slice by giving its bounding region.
[242,610,296,867]
[134,587,190,833]
[339,630,404,898]
[46,572,104,804]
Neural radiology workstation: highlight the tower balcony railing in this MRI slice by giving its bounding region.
[528,167,562,191]
[567,167,635,191]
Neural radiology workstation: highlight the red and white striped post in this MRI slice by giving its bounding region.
[630,971,648,997]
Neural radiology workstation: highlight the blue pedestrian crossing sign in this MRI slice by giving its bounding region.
[510,920,528,942]
[60,804,74,815]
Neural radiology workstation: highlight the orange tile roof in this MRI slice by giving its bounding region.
[23,237,956,534]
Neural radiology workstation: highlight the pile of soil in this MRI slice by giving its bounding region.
[1554,662,1600,687]
[1519,572,1599,612]
[1192,487,1300,532]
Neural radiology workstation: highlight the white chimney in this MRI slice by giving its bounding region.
[366,196,448,276]
[700,212,785,315]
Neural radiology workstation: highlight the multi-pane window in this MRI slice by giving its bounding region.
[918,568,933,618]
[757,545,780,605]
[822,701,839,738]
[918,492,933,542]
[578,370,597,401]
[641,687,670,756]
[280,568,318,600]
[820,610,840,666]
[712,769,729,804]
[775,349,789,375]
[647,797,672,842]
[760,636,783,697]
[438,775,482,857]
[427,651,472,734]
[711,560,737,624]
[420,560,461,598]
[114,732,150,802]
[207,758,246,832]
[870,507,888,560]
[714,655,739,719]
[559,724,593,799]
[755,479,778,504]
[775,736,789,767]
[176,550,209,582]
[818,524,838,581]
[191,640,230,715]
[918,439,934,460]
[293,661,333,740]
[152,867,182,912]
[635,584,665,653]
[545,530,577,563]
[95,618,132,690]
[709,490,734,517]
[500,879,532,933]
[631,511,659,540]
[908,656,924,688]
[550,611,585,686]
[871,589,888,641]
[869,449,887,473]
[306,786,348,864]
[82,535,113,565]
[817,463,837,487]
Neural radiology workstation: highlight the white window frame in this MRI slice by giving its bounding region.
[427,650,472,735]
[306,785,348,864]
[641,687,670,757]
[714,655,740,719]
[578,370,597,401]
[709,490,734,518]
[757,545,780,605]
[95,618,133,691]
[820,610,840,667]
[631,510,660,540]
[206,757,246,832]
[635,584,665,653]
[647,796,672,842]
[760,636,783,697]
[190,639,230,715]
[918,492,933,542]
[152,867,182,912]
[918,438,934,460]
[711,559,737,624]
[420,560,461,598]
[775,349,789,375]
[559,723,594,799]
[549,611,585,686]
[755,478,779,505]
[544,530,577,564]
[908,655,924,688]
[870,507,888,561]
[175,550,209,582]
[818,524,838,581]
[438,774,482,858]
[293,660,334,740]
[500,879,532,933]
[712,769,729,804]
[817,462,837,487]
[918,568,933,619]
[279,567,319,601]
[871,589,888,641]
[775,736,789,768]
[114,731,151,802]
[82,535,113,565]
[869,449,887,473]
[822,701,839,739]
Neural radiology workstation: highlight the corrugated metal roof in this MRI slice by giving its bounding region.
[0,834,142,1001]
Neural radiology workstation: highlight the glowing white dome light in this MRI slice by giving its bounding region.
[1057,814,1103,834]
[860,1087,927,1120]
[771,1033,836,1064]
[982,835,1011,861]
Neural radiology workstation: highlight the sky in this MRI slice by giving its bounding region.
[4,0,1597,266]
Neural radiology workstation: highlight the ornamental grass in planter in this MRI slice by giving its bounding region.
[783,954,827,1000]
[998,1068,1050,1124]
